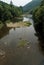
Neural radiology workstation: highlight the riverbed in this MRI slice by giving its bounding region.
[0,15,44,65]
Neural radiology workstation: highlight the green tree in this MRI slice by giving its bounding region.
[33,0,44,36]
[40,0,44,6]
[0,1,23,23]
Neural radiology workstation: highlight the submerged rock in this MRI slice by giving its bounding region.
[0,49,5,57]
[4,42,7,45]
[27,46,31,49]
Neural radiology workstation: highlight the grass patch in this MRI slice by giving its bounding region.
[18,40,27,47]
[24,22,32,26]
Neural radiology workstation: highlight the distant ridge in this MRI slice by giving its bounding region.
[23,0,42,12]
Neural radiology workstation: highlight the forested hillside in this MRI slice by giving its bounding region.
[23,0,42,12]
[0,1,23,23]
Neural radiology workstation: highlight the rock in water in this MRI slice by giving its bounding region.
[0,49,5,57]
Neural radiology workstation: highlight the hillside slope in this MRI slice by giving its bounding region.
[23,0,42,12]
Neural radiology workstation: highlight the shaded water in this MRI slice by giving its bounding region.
[0,15,44,65]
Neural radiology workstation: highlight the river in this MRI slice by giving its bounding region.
[0,15,44,65]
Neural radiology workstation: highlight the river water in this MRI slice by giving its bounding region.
[0,15,44,65]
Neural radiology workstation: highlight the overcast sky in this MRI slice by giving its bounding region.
[1,0,32,6]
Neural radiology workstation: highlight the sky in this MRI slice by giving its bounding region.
[1,0,32,6]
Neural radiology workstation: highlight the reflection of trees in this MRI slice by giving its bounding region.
[34,26,44,55]
[0,24,16,39]
[0,24,10,39]
[39,40,44,55]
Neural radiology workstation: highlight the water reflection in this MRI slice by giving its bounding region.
[0,25,15,39]
[0,25,9,39]
[34,28,44,55]
[39,59,44,65]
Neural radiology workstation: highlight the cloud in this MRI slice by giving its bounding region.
[1,0,32,6]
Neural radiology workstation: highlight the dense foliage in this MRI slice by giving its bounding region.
[0,1,23,22]
[33,0,44,36]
